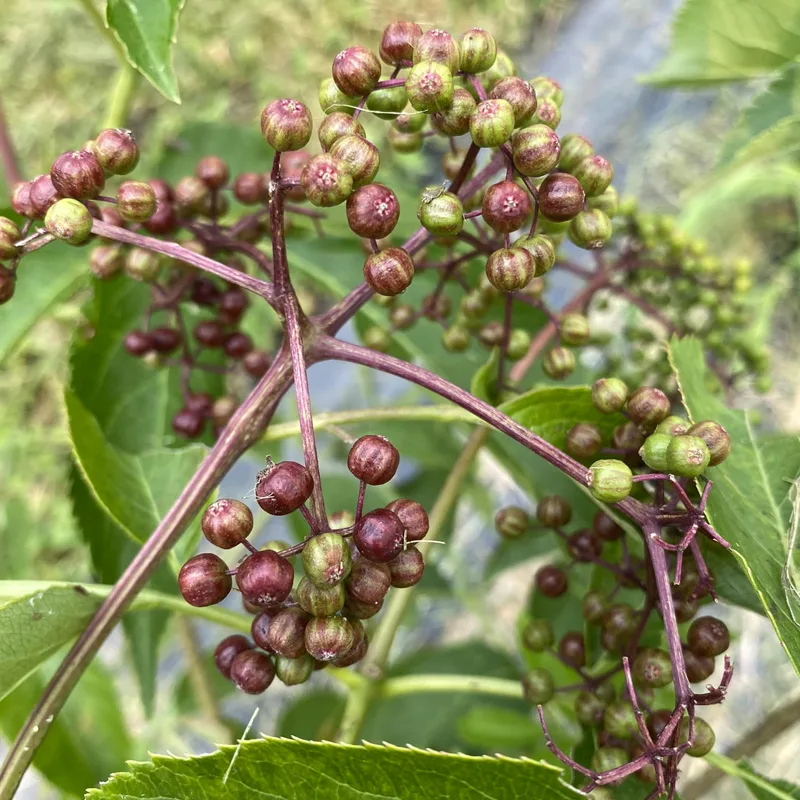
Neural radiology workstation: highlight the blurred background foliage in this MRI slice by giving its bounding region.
[1,0,800,798]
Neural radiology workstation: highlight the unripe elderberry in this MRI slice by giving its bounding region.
[627,386,670,430]
[592,377,628,413]
[573,155,614,197]
[51,150,105,199]
[430,88,476,136]
[44,198,93,245]
[354,508,405,563]
[178,553,232,607]
[202,498,253,549]
[482,180,531,233]
[558,133,594,172]
[346,557,391,604]
[329,134,380,188]
[405,61,454,113]
[495,506,529,539]
[565,423,602,459]
[569,209,612,249]
[688,616,729,657]
[275,653,315,686]
[300,153,353,207]
[523,668,555,704]
[485,247,533,292]
[332,46,382,97]
[363,247,415,296]
[542,346,575,379]
[387,547,425,588]
[666,435,710,477]
[379,21,423,66]
[417,189,463,236]
[261,99,313,152]
[305,616,355,662]
[470,99,515,148]
[640,433,671,472]
[116,181,157,222]
[516,233,556,277]
[236,550,294,607]
[385,498,429,542]
[214,634,252,679]
[348,434,399,485]
[588,459,632,503]
[93,128,140,174]
[687,420,731,466]
[633,648,673,688]
[537,495,572,528]
[538,173,585,222]
[522,619,554,651]
[255,460,314,515]
[413,29,461,72]
[230,650,275,694]
[535,565,568,597]
[266,607,310,658]
[302,532,352,587]
[560,313,590,345]
[510,122,561,174]
[346,183,399,239]
[459,28,497,74]
[296,576,346,616]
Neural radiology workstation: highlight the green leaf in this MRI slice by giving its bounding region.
[645,0,800,86]
[724,114,800,167]
[0,660,133,797]
[471,348,500,405]
[277,689,346,741]
[87,737,581,799]
[719,64,800,165]
[705,753,800,800]
[0,586,99,702]
[456,705,542,752]
[668,336,800,675]
[106,0,184,103]
[0,243,88,364]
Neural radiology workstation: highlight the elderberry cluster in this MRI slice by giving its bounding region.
[178,434,428,694]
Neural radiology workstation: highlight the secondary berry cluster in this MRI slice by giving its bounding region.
[178,434,428,694]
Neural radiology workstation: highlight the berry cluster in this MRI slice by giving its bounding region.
[178,434,428,694]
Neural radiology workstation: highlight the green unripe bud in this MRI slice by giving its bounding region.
[560,313,590,345]
[588,185,619,217]
[329,134,380,188]
[366,85,408,120]
[666,435,710,477]
[507,328,531,360]
[417,189,463,236]
[460,290,490,320]
[125,247,161,282]
[117,181,157,222]
[558,133,594,172]
[640,433,672,472]
[44,198,93,245]
[536,495,572,528]
[394,106,428,133]
[678,717,715,757]
[588,459,632,503]
[387,127,423,153]
[296,576,346,616]
[485,247,533,292]
[302,532,352,586]
[511,124,561,176]
[459,28,497,74]
[480,49,516,89]
[319,78,359,115]
[593,379,628,415]
[575,690,606,726]
[0,217,21,260]
[494,505,529,539]
[530,76,563,106]
[413,28,460,72]
[542,346,575,380]
[523,667,554,704]
[569,209,612,249]
[431,88,477,136]
[573,155,614,197]
[300,154,354,207]
[318,112,365,151]
[405,61,454,113]
[687,420,731,466]
[656,415,690,437]
[566,423,603,459]
[470,99,516,148]
[363,326,391,352]
[582,591,609,624]
[275,653,314,686]
[442,325,471,353]
[627,386,670,429]
[516,233,556,277]
[533,99,561,129]
[603,701,638,738]
[633,648,673,688]
[522,619,554,652]
[260,99,313,152]
[592,747,627,776]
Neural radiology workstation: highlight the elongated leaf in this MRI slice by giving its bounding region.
[646,0,800,86]
[87,737,581,799]
[106,0,184,103]
[0,586,99,701]
[705,753,800,800]
[0,660,133,797]
[668,336,800,675]
[0,243,88,364]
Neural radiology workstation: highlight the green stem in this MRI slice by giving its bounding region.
[263,405,484,443]
[336,427,489,744]
[381,674,522,700]
[103,64,140,130]
[702,752,796,800]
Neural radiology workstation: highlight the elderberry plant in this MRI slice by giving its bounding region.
[0,16,783,800]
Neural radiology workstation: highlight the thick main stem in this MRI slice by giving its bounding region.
[0,353,295,799]
[269,154,327,529]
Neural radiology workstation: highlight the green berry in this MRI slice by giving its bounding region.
[507,328,531,360]
[442,325,471,352]
[666,435,710,477]
[687,420,731,466]
[591,746,628,775]
[560,313,590,345]
[117,181,157,222]
[296,576,346,616]
[678,717,715,757]
[302,532,352,586]
[260,99,313,152]
[485,247,533,292]
[329,134,380,188]
[417,189,463,236]
[413,29,461,72]
[530,76,563,106]
[640,433,672,472]
[431,88,476,136]
[405,61,454,113]
[469,99,516,148]
[558,133,594,172]
[495,506,529,539]
[44,198,93,245]
[582,591,609,624]
[367,86,408,121]
[511,124,561,177]
[603,700,638,738]
[575,691,606,726]
[569,209,612,250]
[536,495,572,528]
[592,378,628,414]
[516,233,556,277]
[459,28,497,74]
[588,459,632,503]
[572,155,614,197]
[588,185,619,217]
[318,78,359,115]
[522,619,554,651]
[656,415,690,437]
[300,154,353,207]
[523,667,554,704]
[318,112,365,151]
[627,386,670,429]
[542,346,575,380]
[633,648,673,688]
[0,217,21,260]
[275,653,315,686]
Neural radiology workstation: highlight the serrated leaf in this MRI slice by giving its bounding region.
[0,586,99,702]
[0,660,133,797]
[668,336,800,676]
[106,0,184,103]
[645,0,800,87]
[0,243,88,364]
[86,736,581,799]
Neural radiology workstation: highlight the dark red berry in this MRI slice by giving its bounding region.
[236,550,294,606]
[224,331,254,359]
[123,330,153,356]
[346,183,400,239]
[218,288,249,324]
[387,547,424,587]
[243,350,272,378]
[332,46,382,97]
[266,607,310,658]
[346,557,392,604]
[178,553,232,607]
[261,99,313,152]
[196,155,229,190]
[354,508,405,563]
[627,387,671,430]
[593,511,623,541]
[347,434,400,485]
[331,620,368,667]
[647,709,673,740]
[233,172,265,204]
[304,616,355,661]
[538,173,585,222]
[558,631,586,668]
[536,496,572,528]
[683,645,715,683]
[194,319,226,347]
[202,498,253,549]
[384,499,429,542]
[255,460,314,515]
[363,248,415,296]
[344,594,384,619]
[172,409,205,439]
[251,612,275,652]
[29,174,59,218]
[11,181,36,218]
[93,128,140,174]
[567,529,602,562]
[482,180,532,233]
[379,21,422,65]
[0,266,15,304]
[535,565,568,597]
[281,151,311,202]
[565,423,603,459]
[214,634,252,678]
[149,326,182,353]
[185,392,214,417]
[229,649,275,694]
[51,150,105,199]
[687,616,729,658]
[144,202,178,235]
